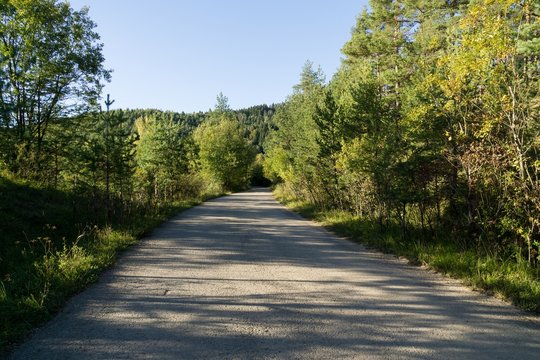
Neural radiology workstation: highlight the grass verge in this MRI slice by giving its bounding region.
[0,175,220,354]
[274,188,540,313]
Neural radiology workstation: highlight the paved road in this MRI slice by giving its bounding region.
[10,188,540,359]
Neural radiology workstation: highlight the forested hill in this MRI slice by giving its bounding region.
[235,104,277,152]
[112,109,206,131]
[110,104,277,152]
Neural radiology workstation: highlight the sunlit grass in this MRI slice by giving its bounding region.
[0,175,216,353]
[275,188,540,313]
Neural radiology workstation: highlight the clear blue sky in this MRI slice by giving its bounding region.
[68,1,369,113]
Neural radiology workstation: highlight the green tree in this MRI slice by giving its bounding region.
[313,87,344,207]
[264,61,325,203]
[63,110,135,221]
[215,92,231,114]
[194,117,256,192]
[435,0,540,258]
[135,114,196,204]
[0,0,110,177]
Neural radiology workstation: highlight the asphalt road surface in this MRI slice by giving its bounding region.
[10,188,540,359]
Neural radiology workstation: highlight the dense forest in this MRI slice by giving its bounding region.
[1,0,540,351]
[265,0,540,308]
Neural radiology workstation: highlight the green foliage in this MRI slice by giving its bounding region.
[135,114,198,204]
[115,109,206,132]
[315,88,342,158]
[0,174,211,351]
[276,184,540,312]
[517,0,540,56]
[264,61,325,202]
[235,104,276,152]
[215,92,232,114]
[0,0,110,177]
[265,0,540,311]
[49,110,137,223]
[194,117,256,192]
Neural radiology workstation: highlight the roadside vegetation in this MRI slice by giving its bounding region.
[265,0,540,312]
[0,173,211,350]
[2,0,540,353]
[275,187,540,312]
[0,1,270,351]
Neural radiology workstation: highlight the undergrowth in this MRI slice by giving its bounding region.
[0,175,218,353]
[274,187,540,313]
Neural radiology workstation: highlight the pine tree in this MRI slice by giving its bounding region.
[264,61,325,203]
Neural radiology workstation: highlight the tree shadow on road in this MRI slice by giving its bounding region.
[10,189,540,359]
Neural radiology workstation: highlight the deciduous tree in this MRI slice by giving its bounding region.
[0,0,110,176]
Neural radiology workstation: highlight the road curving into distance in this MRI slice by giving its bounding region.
[10,188,540,359]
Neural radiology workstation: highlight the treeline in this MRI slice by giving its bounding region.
[0,0,274,206]
[1,100,270,218]
[2,92,274,217]
[236,104,277,152]
[265,0,540,265]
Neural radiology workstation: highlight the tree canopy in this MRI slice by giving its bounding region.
[265,0,540,264]
[0,0,110,176]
